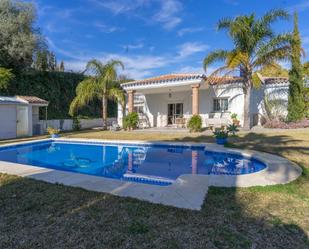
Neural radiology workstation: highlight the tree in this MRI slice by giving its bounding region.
[303,61,309,78]
[287,13,305,122]
[0,67,14,90]
[203,9,291,129]
[33,49,58,71]
[59,61,65,72]
[0,0,43,70]
[69,59,125,129]
[258,63,289,77]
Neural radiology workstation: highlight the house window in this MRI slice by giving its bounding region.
[213,98,229,112]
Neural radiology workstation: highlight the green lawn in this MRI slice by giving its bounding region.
[1,129,309,248]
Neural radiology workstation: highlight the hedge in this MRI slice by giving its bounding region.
[0,70,117,119]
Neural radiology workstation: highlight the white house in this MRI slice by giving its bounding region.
[0,96,48,139]
[118,73,289,128]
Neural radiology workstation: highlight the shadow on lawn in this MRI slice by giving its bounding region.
[0,132,309,248]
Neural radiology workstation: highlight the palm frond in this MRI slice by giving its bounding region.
[103,60,125,83]
[227,50,249,69]
[217,17,233,31]
[254,46,291,68]
[69,78,101,116]
[86,59,105,76]
[203,50,230,72]
[109,87,125,108]
[260,9,290,27]
[256,33,292,57]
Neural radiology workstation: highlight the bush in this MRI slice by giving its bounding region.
[46,127,60,135]
[123,112,139,130]
[187,115,202,132]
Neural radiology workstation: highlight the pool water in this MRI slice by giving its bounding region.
[0,140,266,186]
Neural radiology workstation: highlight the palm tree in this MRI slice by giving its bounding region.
[203,9,291,129]
[69,59,125,129]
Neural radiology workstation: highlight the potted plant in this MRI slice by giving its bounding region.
[231,113,240,126]
[213,129,229,145]
[227,123,239,136]
[47,127,60,138]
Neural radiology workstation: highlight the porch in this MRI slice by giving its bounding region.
[119,74,243,128]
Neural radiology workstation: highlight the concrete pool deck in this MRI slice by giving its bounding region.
[0,138,302,210]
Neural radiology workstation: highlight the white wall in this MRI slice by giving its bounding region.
[0,105,17,139]
[251,83,289,125]
[125,84,245,127]
[38,118,116,134]
[118,83,289,128]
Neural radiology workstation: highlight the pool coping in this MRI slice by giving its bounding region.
[0,138,302,210]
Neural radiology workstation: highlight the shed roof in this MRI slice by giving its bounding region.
[0,96,48,106]
[17,96,49,105]
[0,96,26,105]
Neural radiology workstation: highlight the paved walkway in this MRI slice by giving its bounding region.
[0,138,302,210]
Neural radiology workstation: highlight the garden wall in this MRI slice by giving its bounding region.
[38,118,117,134]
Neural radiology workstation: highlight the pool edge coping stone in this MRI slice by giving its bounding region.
[0,138,302,210]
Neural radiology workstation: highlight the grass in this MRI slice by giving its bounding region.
[1,129,309,248]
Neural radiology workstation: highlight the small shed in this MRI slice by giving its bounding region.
[0,96,48,140]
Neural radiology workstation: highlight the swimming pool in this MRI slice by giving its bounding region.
[0,140,266,186]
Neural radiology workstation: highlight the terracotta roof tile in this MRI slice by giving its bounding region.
[262,77,289,85]
[121,73,202,86]
[17,96,49,105]
[121,73,290,88]
[206,76,244,85]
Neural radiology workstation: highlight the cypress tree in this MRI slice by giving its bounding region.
[60,61,65,72]
[287,12,305,121]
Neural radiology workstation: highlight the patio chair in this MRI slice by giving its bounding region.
[205,117,230,130]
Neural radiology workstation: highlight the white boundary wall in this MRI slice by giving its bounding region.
[38,118,116,134]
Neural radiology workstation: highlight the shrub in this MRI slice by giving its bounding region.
[213,128,229,139]
[72,116,81,131]
[46,127,60,135]
[187,115,202,132]
[123,112,139,130]
[230,113,238,120]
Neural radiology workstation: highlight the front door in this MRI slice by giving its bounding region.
[167,103,183,125]
[16,106,28,137]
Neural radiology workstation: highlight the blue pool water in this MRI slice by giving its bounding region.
[0,140,266,186]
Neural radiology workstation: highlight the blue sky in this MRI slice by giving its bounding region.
[33,0,309,79]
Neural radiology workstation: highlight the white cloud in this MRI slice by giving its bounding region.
[177,27,204,37]
[175,66,204,74]
[177,42,209,58]
[94,22,123,33]
[122,42,144,51]
[91,0,150,15]
[63,52,170,79]
[153,0,182,30]
[48,37,210,79]
[90,0,182,30]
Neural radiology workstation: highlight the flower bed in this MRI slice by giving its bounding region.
[264,119,309,129]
